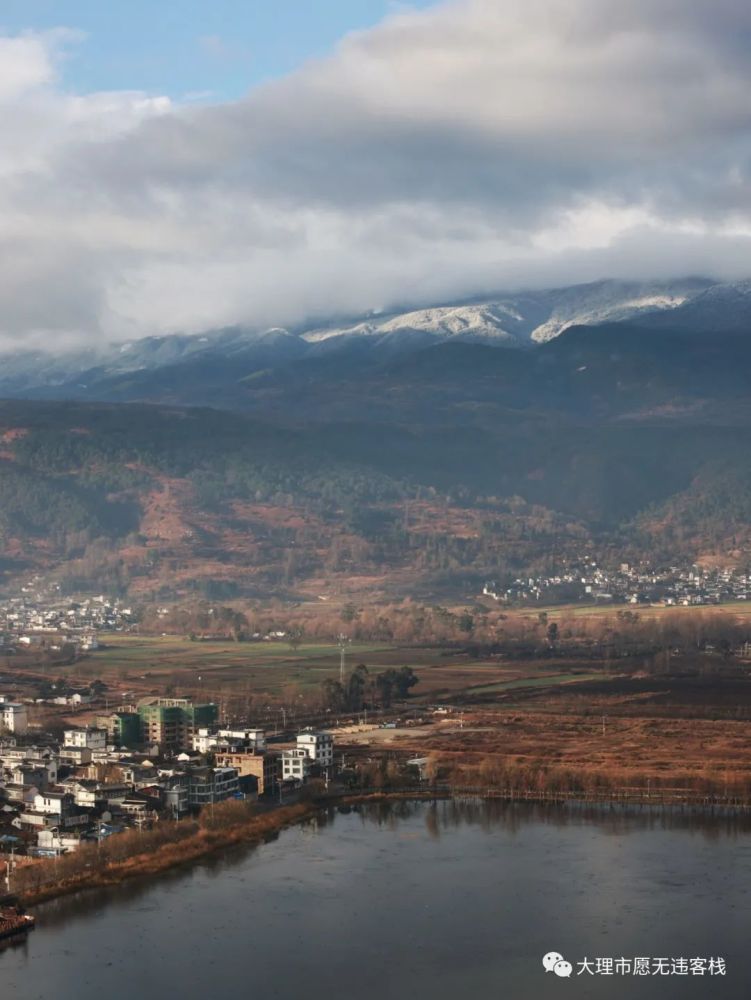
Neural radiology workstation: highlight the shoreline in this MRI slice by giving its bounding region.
[17,787,751,909]
[18,791,435,908]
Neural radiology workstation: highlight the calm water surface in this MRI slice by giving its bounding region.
[3,800,750,1000]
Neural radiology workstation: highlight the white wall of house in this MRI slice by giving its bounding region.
[282,749,311,782]
[63,728,106,750]
[297,731,334,767]
[1,704,28,735]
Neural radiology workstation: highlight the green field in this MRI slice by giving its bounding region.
[466,672,603,694]
[71,634,396,693]
[29,631,621,710]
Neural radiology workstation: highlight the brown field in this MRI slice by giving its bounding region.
[336,655,751,796]
[342,709,751,784]
[10,600,751,797]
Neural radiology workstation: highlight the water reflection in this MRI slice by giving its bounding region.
[9,798,750,1000]
[346,796,751,840]
[34,797,751,931]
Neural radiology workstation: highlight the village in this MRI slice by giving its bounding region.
[0,584,135,658]
[484,559,751,606]
[2,556,751,883]
[0,694,339,870]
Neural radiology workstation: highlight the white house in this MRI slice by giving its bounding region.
[296,730,334,768]
[61,781,98,809]
[1,747,57,785]
[37,828,82,853]
[79,632,99,651]
[281,748,311,783]
[192,728,219,754]
[192,727,267,753]
[63,727,107,751]
[217,727,266,750]
[57,746,93,767]
[32,791,74,816]
[1,703,28,735]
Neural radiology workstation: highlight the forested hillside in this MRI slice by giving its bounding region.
[1,323,750,602]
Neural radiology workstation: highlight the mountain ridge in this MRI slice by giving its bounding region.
[0,276,732,401]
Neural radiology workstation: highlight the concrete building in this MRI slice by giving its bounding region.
[192,726,266,754]
[1,702,28,735]
[281,748,311,783]
[161,776,189,816]
[188,766,240,806]
[4,783,38,806]
[0,747,57,786]
[57,746,93,767]
[63,727,107,751]
[217,727,266,750]
[8,763,49,790]
[37,829,82,853]
[297,729,334,769]
[214,750,278,796]
[97,710,141,747]
[138,699,218,749]
[32,791,75,817]
[60,780,99,809]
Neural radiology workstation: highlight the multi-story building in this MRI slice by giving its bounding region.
[217,727,266,750]
[8,763,49,790]
[281,748,311,784]
[97,711,142,747]
[0,746,57,786]
[32,790,75,817]
[57,746,93,767]
[188,766,239,806]
[161,775,189,816]
[63,727,107,751]
[214,750,278,796]
[0,702,28,734]
[138,699,218,749]
[192,726,266,753]
[296,729,334,769]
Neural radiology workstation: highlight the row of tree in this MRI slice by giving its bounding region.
[321,665,419,712]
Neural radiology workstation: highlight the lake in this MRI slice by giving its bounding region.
[3,799,750,999]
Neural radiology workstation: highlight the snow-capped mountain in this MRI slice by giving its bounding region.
[303,302,524,346]
[303,278,712,348]
[0,275,747,400]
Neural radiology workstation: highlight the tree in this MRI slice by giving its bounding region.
[458,612,474,634]
[288,626,305,652]
[322,679,345,712]
[393,666,419,698]
[376,672,394,708]
[375,666,419,706]
[345,664,369,711]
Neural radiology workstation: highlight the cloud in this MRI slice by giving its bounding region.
[2,0,751,348]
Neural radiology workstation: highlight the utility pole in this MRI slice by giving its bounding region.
[337,634,350,684]
[5,846,15,892]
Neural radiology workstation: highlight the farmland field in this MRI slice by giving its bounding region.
[55,634,579,702]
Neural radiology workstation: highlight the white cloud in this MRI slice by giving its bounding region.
[2,1,751,348]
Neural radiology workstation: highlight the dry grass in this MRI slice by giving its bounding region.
[18,801,318,906]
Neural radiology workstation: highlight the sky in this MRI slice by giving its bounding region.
[0,1,437,99]
[2,0,751,349]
